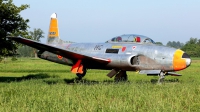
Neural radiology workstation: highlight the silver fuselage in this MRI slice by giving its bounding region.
[38,42,183,72]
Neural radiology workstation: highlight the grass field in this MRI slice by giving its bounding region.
[0,58,200,112]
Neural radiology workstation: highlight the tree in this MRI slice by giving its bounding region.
[186,37,198,44]
[17,46,34,57]
[29,28,44,58]
[0,0,30,58]
[29,28,44,42]
[166,41,184,48]
[17,28,45,58]
[155,42,163,45]
[181,37,200,57]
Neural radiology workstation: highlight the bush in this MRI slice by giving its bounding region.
[0,57,3,62]
[11,57,17,61]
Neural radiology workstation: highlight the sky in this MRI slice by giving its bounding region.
[13,0,200,45]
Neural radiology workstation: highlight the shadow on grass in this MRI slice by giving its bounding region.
[0,73,119,85]
[0,73,52,83]
[0,73,180,85]
[63,78,131,85]
[134,78,180,84]
[48,78,179,85]
[63,78,100,85]
[30,58,41,60]
[150,78,179,84]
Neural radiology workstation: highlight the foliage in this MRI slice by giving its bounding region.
[17,28,44,57]
[11,57,17,61]
[166,41,184,48]
[17,46,34,57]
[0,0,30,57]
[29,28,44,42]
[155,42,163,45]
[166,38,200,57]
[0,57,2,62]
[181,37,200,57]
[0,58,200,111]
[30,28,44,58]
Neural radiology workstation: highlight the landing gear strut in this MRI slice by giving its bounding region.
[158,72,165,83]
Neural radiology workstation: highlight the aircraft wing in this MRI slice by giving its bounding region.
[8,37,110,64]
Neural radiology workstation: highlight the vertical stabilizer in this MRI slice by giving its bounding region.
[47,13,61,44]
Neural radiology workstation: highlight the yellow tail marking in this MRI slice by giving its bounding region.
[48,13,59,38]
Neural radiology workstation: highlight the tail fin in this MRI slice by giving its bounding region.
[47,13,62,44]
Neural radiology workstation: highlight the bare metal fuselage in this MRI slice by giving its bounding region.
[38,42,179,72]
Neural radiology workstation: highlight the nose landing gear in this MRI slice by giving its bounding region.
[158,72,166,83]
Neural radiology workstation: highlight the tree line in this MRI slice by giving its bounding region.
[181,38,200,57]
[156,38,200,57]
[17,28,44,58]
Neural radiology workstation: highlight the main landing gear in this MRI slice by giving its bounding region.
[107,69,128,82]
[76,67,87,80]
[76,68,128,81]
[114,70,128,81]
[72,60,128,81]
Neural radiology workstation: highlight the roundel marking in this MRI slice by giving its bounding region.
[122,46,126,52]
[132,46,137,50]
[57,55,63,59]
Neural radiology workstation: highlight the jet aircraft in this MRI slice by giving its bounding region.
[8,13,191,82]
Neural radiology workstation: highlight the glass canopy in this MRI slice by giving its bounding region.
[106,34,155,44]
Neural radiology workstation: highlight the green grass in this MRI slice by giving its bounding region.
[0,58,200,111]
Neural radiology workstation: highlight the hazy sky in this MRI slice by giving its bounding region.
[14,0,200,45]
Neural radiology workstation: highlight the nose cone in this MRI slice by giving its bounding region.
[173,50,191,71]
[182,53,191,67]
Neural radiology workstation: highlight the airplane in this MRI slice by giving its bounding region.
[8,13,191,83]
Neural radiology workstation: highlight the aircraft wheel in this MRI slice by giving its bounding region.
[114,70,128,82]
[76,68,87,80]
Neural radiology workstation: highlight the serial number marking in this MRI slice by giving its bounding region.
[49,32,56,35]
[94,45,103,50]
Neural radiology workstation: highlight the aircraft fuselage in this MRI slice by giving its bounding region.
[38,42,190,72]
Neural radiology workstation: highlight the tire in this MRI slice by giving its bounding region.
[76,68,87,79]
[114,71,128,82]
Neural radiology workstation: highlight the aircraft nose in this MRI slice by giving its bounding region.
[182,52,191,67]
[173,49,191,71]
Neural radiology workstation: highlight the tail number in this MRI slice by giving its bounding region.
[49,32,56,35]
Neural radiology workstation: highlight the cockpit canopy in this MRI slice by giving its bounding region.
[106,34,155,44]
